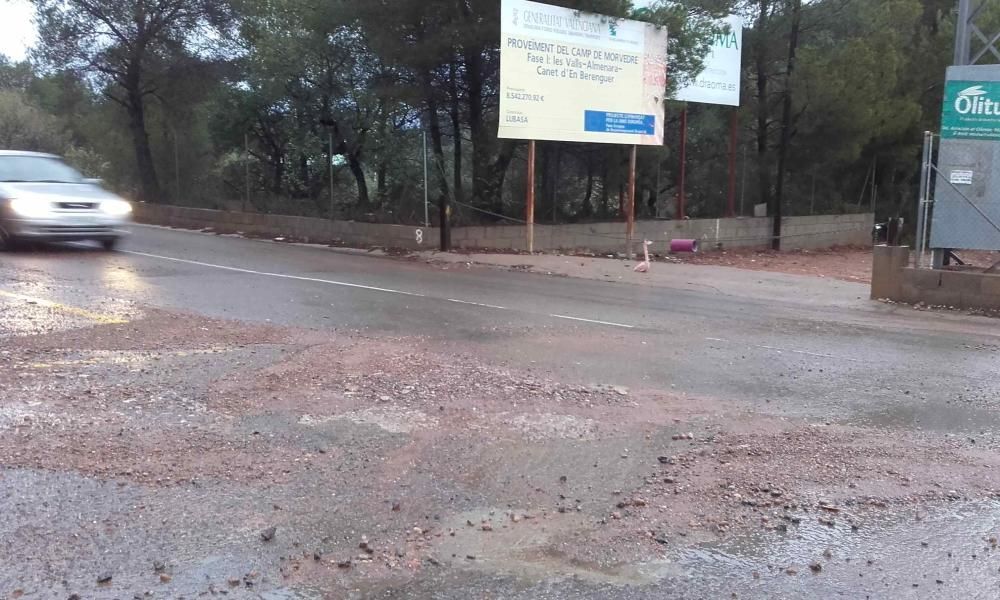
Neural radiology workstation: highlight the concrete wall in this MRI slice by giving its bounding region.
[870,245,1000,310]
[133,204,435,251]
[452,213,874,254]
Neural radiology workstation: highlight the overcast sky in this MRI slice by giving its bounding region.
[0,0,35,61]
[0,0,661,62]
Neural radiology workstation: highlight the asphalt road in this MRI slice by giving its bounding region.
[4,225,999,430]
[4,226,1000,599]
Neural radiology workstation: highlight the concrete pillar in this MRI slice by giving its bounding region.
[871,245,911,300]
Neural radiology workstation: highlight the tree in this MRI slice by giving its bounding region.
[0,90,67,152]
[31,0,231,202]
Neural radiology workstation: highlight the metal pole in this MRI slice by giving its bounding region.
[422,130,429,227]
[915,131,931,265]
[955,0,972,65]
[327,131,342,221]
[243,133,250,212]
[526,140,536,253]
[678,107,688,220]
[627,144,637,259]
[923,134,936,266]
[727,110,737,217]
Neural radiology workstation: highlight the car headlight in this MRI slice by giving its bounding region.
[9,198,52,218]
[101,199,132,216]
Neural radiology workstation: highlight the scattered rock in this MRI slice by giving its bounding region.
[68,595,81,600]
[785,568,798,576]
[337,559,352,569]
[228,578,241,587]
[392,502,401,512]
[809,562,822,573]
[481,522,493,532]
[466,555,477,560]
[159,573,172,583]
[97,572,113,584]
[153,560,166,573]
[260,526,277,542]
[613,386,629,396]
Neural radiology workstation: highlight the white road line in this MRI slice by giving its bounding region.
[126,249,640,330]
[550,314,635,329]
[754,344,854,361]
[707,336,857,362]
[447,298,507,310]
[124,250,426,297]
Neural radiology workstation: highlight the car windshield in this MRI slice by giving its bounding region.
[0,155,83,184]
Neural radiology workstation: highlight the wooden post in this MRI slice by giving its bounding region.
[627,145,637,259]
[526,140,536,253]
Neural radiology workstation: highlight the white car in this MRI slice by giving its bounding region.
[0,150,132,251]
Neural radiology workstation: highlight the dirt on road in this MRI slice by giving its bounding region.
[3,307,999,598]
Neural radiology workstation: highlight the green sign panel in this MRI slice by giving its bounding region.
[941,80,1000,140]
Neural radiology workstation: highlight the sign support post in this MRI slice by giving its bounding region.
[527,140,536,253]
[678,107,688,220]
[627,145,637,258]
[727,110,738,217]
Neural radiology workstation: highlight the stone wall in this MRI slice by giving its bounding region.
[134,203,873,255]
[133,204,434,251]
[452,213,874,253]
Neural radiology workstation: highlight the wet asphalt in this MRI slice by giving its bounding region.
[3,226,1000,599]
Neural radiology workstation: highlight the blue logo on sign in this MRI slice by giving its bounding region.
[584,111,655,135]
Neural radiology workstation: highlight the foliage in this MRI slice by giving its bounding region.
[0,0,969,228]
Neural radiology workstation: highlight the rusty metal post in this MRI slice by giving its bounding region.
[526,140,536,253]
[627,144,637,259]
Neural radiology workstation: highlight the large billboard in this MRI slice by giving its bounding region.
[498,0,668,145]
[674,15,743,106]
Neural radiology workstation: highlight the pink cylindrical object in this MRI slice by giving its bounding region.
[669,239,699,253]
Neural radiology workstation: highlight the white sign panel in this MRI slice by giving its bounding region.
[498,0,668,145]
[674,15,743,106]
[950,169,974,185]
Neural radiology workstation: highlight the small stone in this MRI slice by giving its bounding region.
[466,555,476,560]
[68,595,81,600]
[260,526,277,542]
[809,562,822,573]
[392,502,401,512]
[228,578,241,587]
[97,572,113,584]
[613,386,629,396]
[664,477,676,484]
[559,475,567,483]
[611,511,622,520]
[395,547,406,558]
[481,522,493,532]
[153,560,166,573]
[823,549,833,559]
[313,552,322,561]
[426,556,442,566]
[160,573,172,583]
[654,534,669,545]
[657,456,671,464]
[785,568,798,575]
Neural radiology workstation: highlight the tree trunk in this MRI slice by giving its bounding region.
[423,73,452,206]
[125,89,160,203]
[449,62,464,206]
[581,152,594,218]
[773,0,802,250]
[755,0,772,219]
[347,152,369,209]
